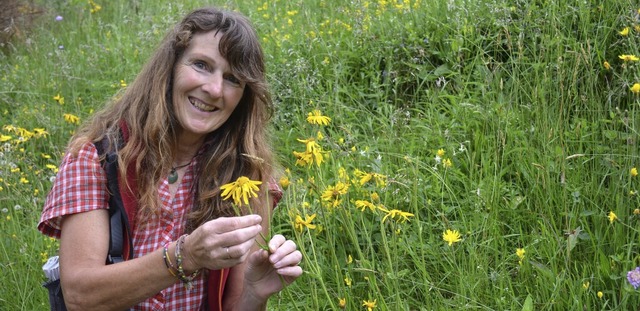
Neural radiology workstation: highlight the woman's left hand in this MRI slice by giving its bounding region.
[243,234,303,301]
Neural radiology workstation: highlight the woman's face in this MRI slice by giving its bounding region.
[172,30,245,142]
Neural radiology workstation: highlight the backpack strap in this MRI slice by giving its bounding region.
[94,132,133,264]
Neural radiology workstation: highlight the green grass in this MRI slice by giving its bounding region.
[1,0,640,309]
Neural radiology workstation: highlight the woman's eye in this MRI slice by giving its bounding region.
[193,61,207,70]
[225,74,241,85]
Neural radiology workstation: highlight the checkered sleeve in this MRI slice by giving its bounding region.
[38,142,109,238]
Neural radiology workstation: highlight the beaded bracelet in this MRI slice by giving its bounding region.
[175,234,200,290]
[162,243,178,278]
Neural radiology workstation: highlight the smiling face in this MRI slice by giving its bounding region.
[172,30,245,144]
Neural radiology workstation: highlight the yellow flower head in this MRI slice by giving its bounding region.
[443,229,462,246]
[294,214,317,232]
[338,297,346,308]
[608,211,617,224]
[53,94,64,105]
[279,176,291,188]
[619,54,640,62]
[442,158,453,168]
[631,167,638,177]
[516,248,525,260]
[377,206,414,222]
[437,149,445,157]
[583,281,590,290]
[631,83,640,94]
[603,61,611,70]
[619,27,630,36]
[0,134,11,142]
[355,200,376,212]
[306,110,331,126]
[634,208,640,215]
[362,299,377,311]
[597,291,603,299]
[220,176,262,206]
[63,113,80,125]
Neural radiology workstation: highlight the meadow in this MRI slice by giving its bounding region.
[1,0,640,310]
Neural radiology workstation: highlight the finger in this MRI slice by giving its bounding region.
[272,250,302,269]
[276,265,303,280]
[268,234,286,253]
[226,236,260,260]
[209,215,262,234]
[270,241,299,265]
[217,223,262,247]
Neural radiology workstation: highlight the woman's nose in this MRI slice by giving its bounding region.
[202,73,223,97]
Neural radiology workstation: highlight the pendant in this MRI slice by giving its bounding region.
[168,168,178,184]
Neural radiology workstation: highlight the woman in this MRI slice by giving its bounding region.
[38,7,302,310]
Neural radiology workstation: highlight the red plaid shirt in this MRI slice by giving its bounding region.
[39,142,206,310]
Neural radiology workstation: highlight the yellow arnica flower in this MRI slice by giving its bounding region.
[619,27,630,36]
[631,167,638,177]
[619,54,640,62]
[437,148,445,157]
[294,214,317,232]
[355,200,376,212]
[631,83,640,94]
[321,182,349,207]
[338,297,346,308]
[603,61,611,70]
[443,229,462,246]
[63,113,80,125]
[516,248,525,264]
[306,110,331,125]
[0,134,11,142]
[220,176,262,206]
[377,206,414,223]
[279,176,290,188]
[362,299,377,311]
[608,211,617,224]
[597,291,603,299]
[53,94,64,104]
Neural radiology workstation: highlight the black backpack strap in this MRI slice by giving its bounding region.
[95,134,133,264]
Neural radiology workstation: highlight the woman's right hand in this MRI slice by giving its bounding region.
[182,215,263,271]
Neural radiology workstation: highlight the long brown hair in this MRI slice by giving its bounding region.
[68,7,274,230]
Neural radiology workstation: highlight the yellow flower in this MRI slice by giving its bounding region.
[442,158,453,168]
[377,206,415,223]
[631,167,638,177]
[597,291,603,299]
[608,211,617,224]
[370,192,380,202]
[516,248,525,264]
[321,182,349,207]
[279,176,290,188]
[46,164,59,173]
[344,277,352,287]
[362,299,377,311]
[120,79,127,87]
[293,138,326,167]
[220,176,262,206]
[619,27,630,36]
[355,200,376,212]
[634,208,640,215]
[63,113,80,125]
[347,254,353,264]
[354,169,387,187]
[583,281,590,290]
[306,110,331,125]
[53,94,64,105]
[338,297,346,308]
[20,177,29,184]
[603,61,611,70]
[631,83,640,94]
[619,54,640,62]
[294,214,317,232]
[0,134,11,142]
[436,149,445,157]
[443,229,462,246]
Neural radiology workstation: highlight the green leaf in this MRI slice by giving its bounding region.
[522,294,534,311]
